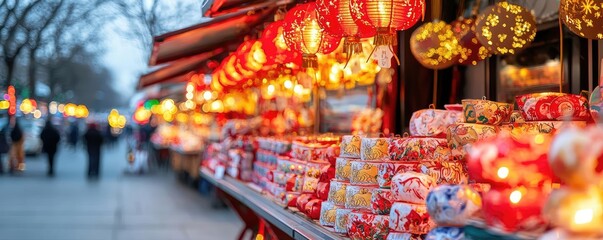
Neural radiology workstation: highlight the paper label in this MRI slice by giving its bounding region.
[372,45,393,69]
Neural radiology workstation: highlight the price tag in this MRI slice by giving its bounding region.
[372,45,393,69]
[214,165,225,179]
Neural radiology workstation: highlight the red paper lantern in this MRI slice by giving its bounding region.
[235,40,266,73]
[351,0,424,47]
[260,21,302,66]
[451,17,490,66]
[316,0,375,60]
[283,3,341,68]
[482,187,549,232]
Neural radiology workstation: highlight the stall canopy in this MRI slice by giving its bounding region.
[148,0,292,66]
[138,49,224,89]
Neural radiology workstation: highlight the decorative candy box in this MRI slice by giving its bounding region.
[462,99,513,125]
[371,188,395,215]
[360,137,390,161]
[301,161,330,193]
[549,126,603,188]
[345,185,377,210]
[390,202,436,234]
[378,161,419,188]
[426,185,482,226]
[418,161,468,185]
[467,132,555,187]
[291,141,328,162]
[500,121,586,139]
[276,157,305,175]
[516,92,591,121]
[350,160,380,185]
[409,107,462,138]
[426,227,465,240]
[389,137,451,162]
[328,180,349,206]
[391,172,437,204]
[340,135,363,158]
[347,211,390,240]
[509,110,525,123]
[447,123,499,159]
[335,157,353,181]
[319,144,340,164]
[444,104,463,112]
[335,208,352,234]
[482,187,549,233]
[319,201,340,227]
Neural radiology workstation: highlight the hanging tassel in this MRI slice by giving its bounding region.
[343,36,362,68]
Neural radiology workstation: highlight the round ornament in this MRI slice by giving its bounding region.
[560,0,603,40]
[451,17,490,65]
[410,21,461,69]
[475,2,537,55]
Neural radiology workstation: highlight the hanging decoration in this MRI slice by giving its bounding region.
[260,20,302,66]
[351,0,425,68]
[282,2,341,69]
[559,0,603,40]
[316,0,376,66]
[451,17,490,66]
[475,2,537,55]
[410,21,461,70]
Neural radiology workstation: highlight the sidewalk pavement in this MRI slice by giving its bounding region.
[0,140,242,240]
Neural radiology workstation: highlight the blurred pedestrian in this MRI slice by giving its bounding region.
[0,125,9,174]
[40,120,61,177]
[9,119,24,174]
[68,123,79,149]
[84,123,103,178]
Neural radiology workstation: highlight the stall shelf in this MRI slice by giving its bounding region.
[200,169,342,240]
[170,147,203,184]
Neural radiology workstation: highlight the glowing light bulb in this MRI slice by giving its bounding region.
[497,167,509,179]
[284,80,293,89]
[203,91,212,101]
[574,209,594,225]
[509,190,522,204]
[534,134,544,144]
[267,84,275,95]
[294,85,303,95]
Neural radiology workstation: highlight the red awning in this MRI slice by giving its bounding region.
[139,49,224,89]
[205,0,267,17]
[148,1,290,66]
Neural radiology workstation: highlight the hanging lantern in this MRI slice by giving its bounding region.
[235,40,266,73]
[451,18,490,66]
[282,2,341,69]
[260,21,302,66]
[316,0,376,63]
[410,21,461,69]
[475,2,537,55]
[560,0,603,40]
[351,0,425,67]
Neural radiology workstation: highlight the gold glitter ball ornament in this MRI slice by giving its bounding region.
[560,0,603,40]
[451,17,490,66]
[475,2,537,55]
[410,21,461,70]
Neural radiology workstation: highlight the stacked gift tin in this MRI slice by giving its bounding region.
[500,93,588,139]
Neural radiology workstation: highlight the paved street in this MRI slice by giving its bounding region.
[0,140,242,240]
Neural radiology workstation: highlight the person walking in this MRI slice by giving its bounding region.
[9,119,24,174]
[40,120,61,177]
[0,125,9,174]
[83,123,103,178]
[68,123,79,149]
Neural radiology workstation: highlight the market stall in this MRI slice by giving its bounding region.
[133,0,603,239]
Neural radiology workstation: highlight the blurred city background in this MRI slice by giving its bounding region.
[0,1,241,240]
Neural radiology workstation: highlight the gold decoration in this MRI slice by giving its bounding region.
[560,0,603,40]
[451,17,490,65]
[410,21,461,70]
[475,2,536,55]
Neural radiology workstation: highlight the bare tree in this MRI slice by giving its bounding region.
[24,0,65,99]
[114,0,201,61]
[0,0,45,88]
